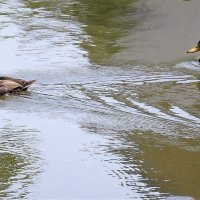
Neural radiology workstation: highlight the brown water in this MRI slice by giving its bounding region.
[0,0,200,199]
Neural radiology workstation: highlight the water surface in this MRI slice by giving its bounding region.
[0,0,200,199]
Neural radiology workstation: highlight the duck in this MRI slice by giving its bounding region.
[187,41,200,53]
[0,76,36,96]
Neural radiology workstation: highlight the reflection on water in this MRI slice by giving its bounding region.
[71,0,137,63]
[126,133,200,199]
[0,0,200,199]
[23,0,137,64]
[0,112,41,199]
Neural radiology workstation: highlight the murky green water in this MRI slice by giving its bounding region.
[0,0,200,199]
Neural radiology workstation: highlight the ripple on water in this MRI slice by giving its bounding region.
[0,0,200,199]
[0,112,42,199]
[176,61,200,72]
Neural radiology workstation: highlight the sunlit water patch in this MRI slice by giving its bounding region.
[0,0,89,73]
[0,109,172,199]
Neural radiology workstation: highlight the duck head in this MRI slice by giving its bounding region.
[187,41,200,53]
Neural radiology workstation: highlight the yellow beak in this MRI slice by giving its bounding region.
[187,46,200,53]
